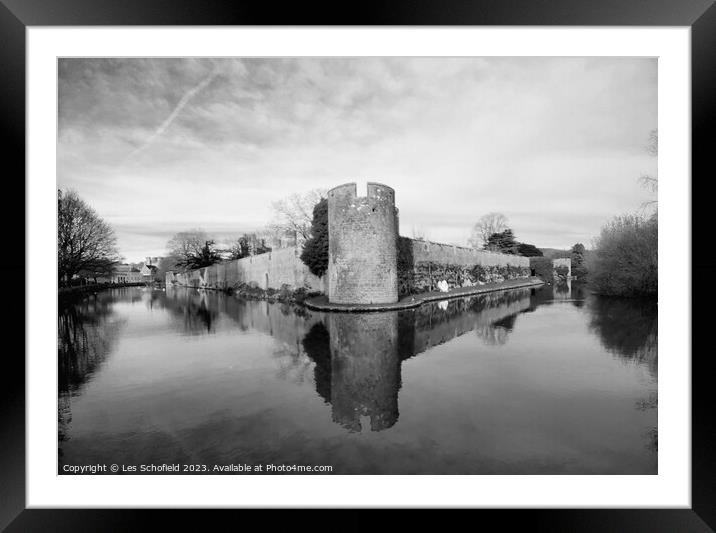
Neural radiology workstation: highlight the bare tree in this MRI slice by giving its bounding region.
[268,189,327,241]
[468,212,509,249]
[58,189,121,286]
[166,229,215,269]
[639,129,658,209]
[646,128,658,156]
[411,226,427,241]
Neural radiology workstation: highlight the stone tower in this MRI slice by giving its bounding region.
[327,182,399,304]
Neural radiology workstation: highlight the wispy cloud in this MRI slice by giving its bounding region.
[127,69,218,159]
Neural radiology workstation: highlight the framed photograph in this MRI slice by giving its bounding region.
[6,0,714,529]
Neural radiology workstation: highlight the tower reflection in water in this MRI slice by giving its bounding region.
[302,288,534,433]
[327,313,401,432]
[303,313,402,433]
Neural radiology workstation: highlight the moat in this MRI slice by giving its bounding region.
[58,284,657,474]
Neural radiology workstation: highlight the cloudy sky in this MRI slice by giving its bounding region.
[58,57,657,263]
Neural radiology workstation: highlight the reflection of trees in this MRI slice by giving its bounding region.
[554,280,570,295]
[586,294,658,453]
[58,293,123,394]
[586,296,658,377]
[570,282,587,307]
[302,322,332,404]
[474,314,518,346]
[58,293,125,455]
[162,288,219,335]
[272,344,314,386]
[474,325,509,346]
[141,288,165,311]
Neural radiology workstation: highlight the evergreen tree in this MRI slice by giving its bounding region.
[187,240,223,269]
[486,229,518,254]
[300,197,329,277]
[571,243,588,278]
[517,242,543,257]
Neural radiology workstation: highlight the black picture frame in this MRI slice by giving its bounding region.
[3,0,714,530]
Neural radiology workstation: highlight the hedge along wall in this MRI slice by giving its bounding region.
[398,237,531,295]
[166,246,326,292]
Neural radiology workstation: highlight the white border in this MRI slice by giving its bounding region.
[27,27,690,508]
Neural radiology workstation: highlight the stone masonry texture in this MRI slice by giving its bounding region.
[328,182,399,304]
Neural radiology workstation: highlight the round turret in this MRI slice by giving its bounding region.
[327,182,399,304]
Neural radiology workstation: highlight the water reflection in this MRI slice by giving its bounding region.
[58,291,126,453]
[59,283,658,450]
[163,288,219,335]
[587,296,658,378]
[328,313,401,432]
[58,292,125,395]
[300,289,535,432]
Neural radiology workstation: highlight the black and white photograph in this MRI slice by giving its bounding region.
[56,56,659,476]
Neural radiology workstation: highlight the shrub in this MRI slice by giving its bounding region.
[588,214,657,297]
[470,264,488,283]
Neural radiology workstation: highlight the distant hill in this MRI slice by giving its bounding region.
[539,248,571,259]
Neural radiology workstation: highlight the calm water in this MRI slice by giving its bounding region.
[58,282,657,474]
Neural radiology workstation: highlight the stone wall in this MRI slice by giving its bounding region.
[398,238,531,295]
[327,182,399,304]
[166,246,325,293]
